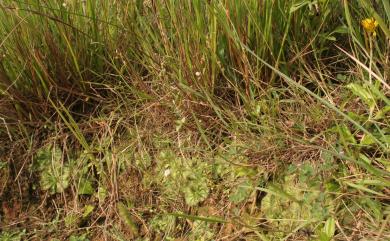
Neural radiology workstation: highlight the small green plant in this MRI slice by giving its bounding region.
[213,144,259,204]
[0,161,7,169]
[148,150,210,206]
[64,205,95,229]
[69,234,90,241]
[188,220,214,241]
[318,217,336,241]
[0,230,25,241]
[33,145,70,194]
[261,163,335,239]
[32,145,96,195]
[149,215,176,237]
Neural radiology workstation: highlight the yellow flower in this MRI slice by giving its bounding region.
[361,17,379,36]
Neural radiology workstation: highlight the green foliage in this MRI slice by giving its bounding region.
[0,0,389,240]
[0,161,7,170]
[32,145,97,195]
[347,83,377,110]
[97,186,108,204]
[69,234,89,241]
[82,205,95,219]
[149,215,176,236]
[77,178,94,195]
[33,145,70,194]
[188,221,214,241]
[214,144,260,204]
[146,150,210,206]
[229,179,253,204]
[261,164,335,238]
[0,230,25,241]
[319,217,335,241]
[64,205,95,229]
[182,179,209,207]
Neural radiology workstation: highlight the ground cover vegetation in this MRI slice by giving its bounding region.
[0,0,389,240]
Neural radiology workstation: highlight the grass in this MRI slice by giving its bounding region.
[0,0,389,240]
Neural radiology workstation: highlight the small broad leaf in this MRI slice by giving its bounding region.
[97,186,108,203]
[183,180,209,206]
[83,205,95,218]
[56,166,70,192]
[323,217,335,238]
[319,232,332,241]
[40,166,70,194]
[347,83,376,109]
[64,214,78,228]
[0,161,7,169]
[336,74,347,81]
[360,134,376,146]
[40,171,58,193]
[332,25,349,34]
[325,36,336,41]
[78,178,94,195]
[318,217,336,241]
[337,124,356,145]
[229,179,253,203]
